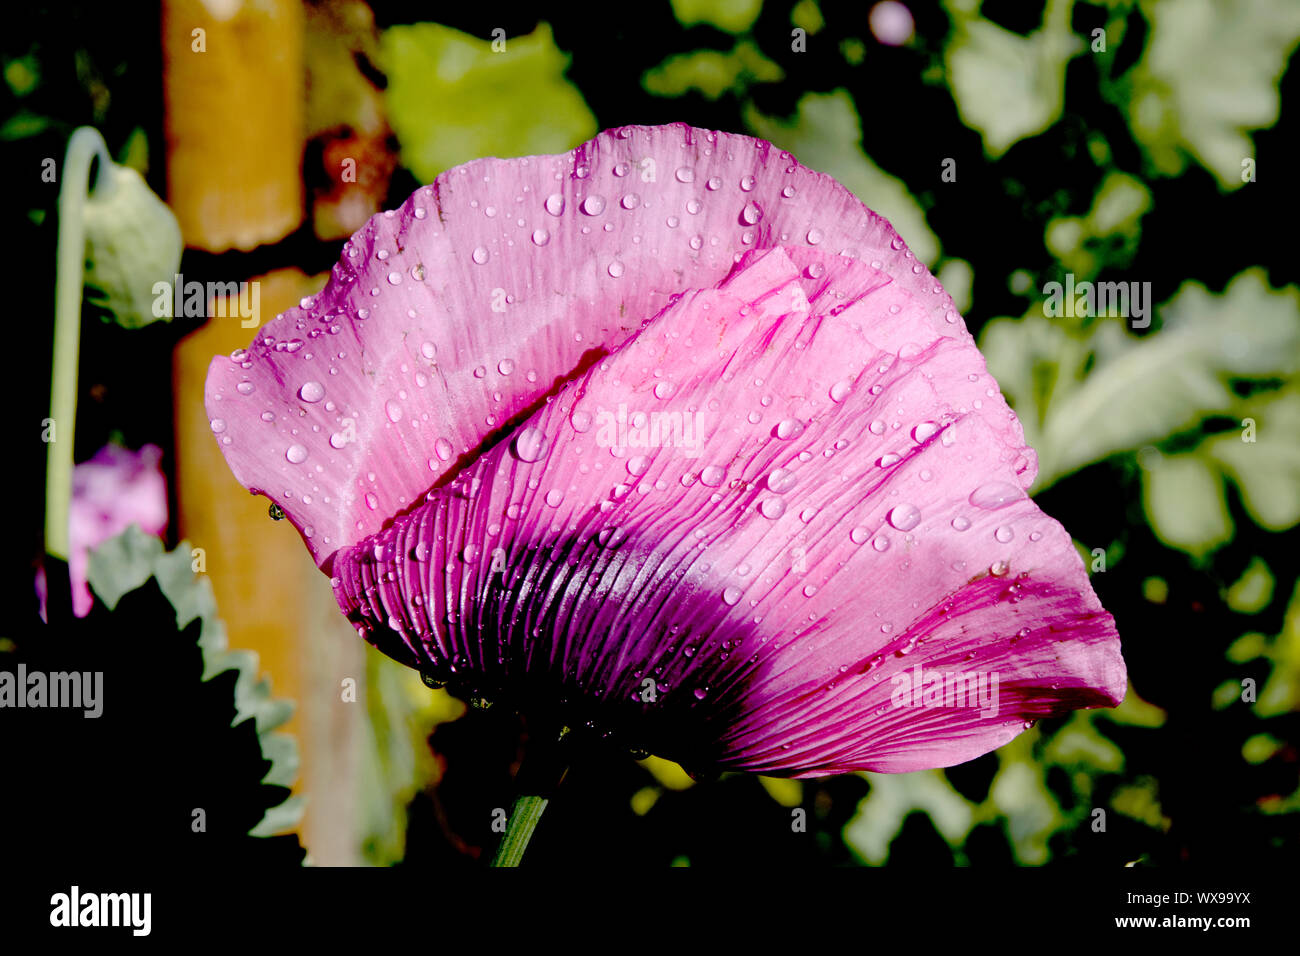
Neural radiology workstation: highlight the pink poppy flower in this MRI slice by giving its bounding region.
[39,442,169,618]
[206,125,1124,776]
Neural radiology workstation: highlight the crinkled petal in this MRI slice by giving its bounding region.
[330,248,1123,776]
[205,124,974,567]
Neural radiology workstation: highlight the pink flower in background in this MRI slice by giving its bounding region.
[206,125,1124,776]
[40,442,169,617]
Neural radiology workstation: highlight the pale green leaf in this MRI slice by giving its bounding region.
[1125,0,1300,189]
[381,22,596,183]
[943,0,1083,157]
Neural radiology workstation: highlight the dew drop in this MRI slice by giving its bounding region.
[951,515,971,532]
[700,465,726,487]
[829,381,852,403]
[286,444,308,464]
[887,503,921,531]
[299,381,325,403]
[970,481,1024,510]
[767,467,797,493]
[471,247,489,265]
[995,525,1015,543]
[513,427,550,462]
[581,195,606,216]
[759,498,786,519]
[722,586,742,606]
[776,418,805,440]
[435,437,454,461]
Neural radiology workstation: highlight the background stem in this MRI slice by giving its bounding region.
[46,126,112,561]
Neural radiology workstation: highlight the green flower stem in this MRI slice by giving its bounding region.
[46,127,113,561]
[491,793,550,867]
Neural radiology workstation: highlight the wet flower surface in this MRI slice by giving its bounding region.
[206,124,1125,777]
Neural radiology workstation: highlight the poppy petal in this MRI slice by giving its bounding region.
[329,246,1123,775]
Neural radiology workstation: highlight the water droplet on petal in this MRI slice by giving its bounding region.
[995,525,1015,543]
[970,481,1024,510]
[286,444,308,464]
[210,419,226,434]
[571,409,593,433]
[298,381,325,403]
[532,228,550,246]
[513,427,550,462]
[722,586,742,606]
[581,195,606,215]
[951,516,971,531]
[767,468,797,493]
[912,421,940,442]
[776,419,805,440]
[829,381,852,403]
[759,498,786,519]
[435,437,454,461]
[700,465,726,487]
[887,504,921,531]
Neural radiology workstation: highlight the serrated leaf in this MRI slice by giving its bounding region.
[85,528,301,840]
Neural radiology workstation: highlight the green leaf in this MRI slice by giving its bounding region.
[669,0,763,33]
[982,269,1300,488]
[86,527,303,837]
[942,0,1083,157]
[1139,449,1232,557]
[82,161,183,329]
[380,22,596,183]
[1225,558,1275,614]
[844,770,974,864]
[643,40,783,100]
[1122,0,1300,190]
[744,90,940,265]
[1204,387,1300,531]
